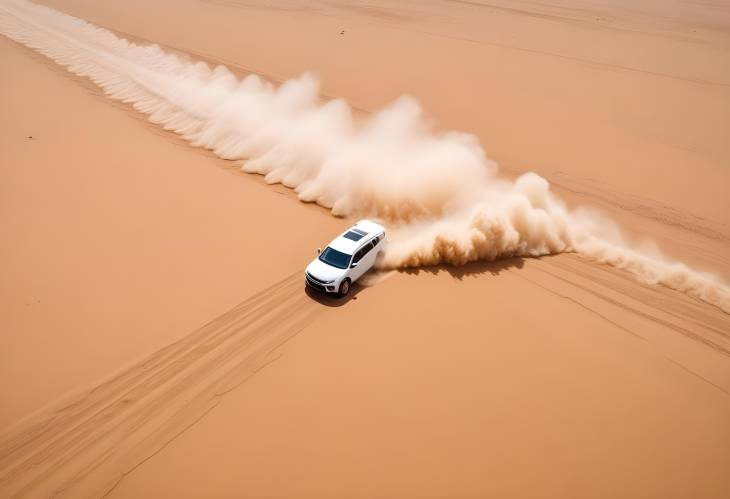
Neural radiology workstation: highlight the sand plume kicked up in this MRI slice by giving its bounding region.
[1,0,728,312]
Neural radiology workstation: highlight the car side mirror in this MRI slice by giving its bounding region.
[317,247,321,255]
[351,262,358,268]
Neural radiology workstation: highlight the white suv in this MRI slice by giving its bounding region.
[305,220,386,297]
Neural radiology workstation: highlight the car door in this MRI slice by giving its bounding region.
[349,244,370,281]
[351,239,376,280]
[361,238,379,271]
[369,235,383,261]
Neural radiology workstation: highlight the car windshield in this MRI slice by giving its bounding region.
[319,247,351,269]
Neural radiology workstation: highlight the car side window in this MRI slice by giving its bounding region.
[352,248,364,264]
[353,236,382,266]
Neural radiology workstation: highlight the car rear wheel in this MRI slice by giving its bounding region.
[338,278,351,297]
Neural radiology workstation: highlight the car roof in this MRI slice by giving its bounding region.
[328,220,385,255]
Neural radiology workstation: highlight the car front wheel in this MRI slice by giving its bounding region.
[338,278,351,297]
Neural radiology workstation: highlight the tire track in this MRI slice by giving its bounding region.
[0,272,319,498]
[546,254,730,341]
[534,261,730,357]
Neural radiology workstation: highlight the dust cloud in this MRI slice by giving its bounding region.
[1,0,728,312]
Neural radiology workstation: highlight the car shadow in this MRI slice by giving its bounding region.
[398,256,526,280]
[304,281,367,307]
[304,256,528,306]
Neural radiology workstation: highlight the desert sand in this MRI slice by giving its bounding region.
[1,0,729,497]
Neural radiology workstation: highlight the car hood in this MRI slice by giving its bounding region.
[306,258,346,282]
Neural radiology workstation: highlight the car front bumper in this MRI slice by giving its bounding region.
[305,273,337,293]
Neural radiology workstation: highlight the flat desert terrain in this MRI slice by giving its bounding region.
[1,0,729,497]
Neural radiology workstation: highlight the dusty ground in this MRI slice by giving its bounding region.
[1,1,729,497]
